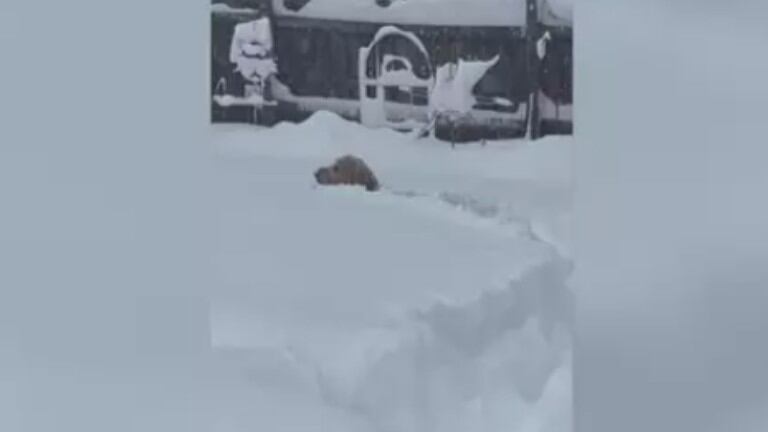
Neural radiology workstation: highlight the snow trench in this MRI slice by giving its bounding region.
[310,257,573,432]
[212,114,573,431]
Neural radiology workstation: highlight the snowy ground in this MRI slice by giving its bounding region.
[211,112,573,432]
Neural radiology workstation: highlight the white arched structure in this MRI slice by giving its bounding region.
[358,26,433,129]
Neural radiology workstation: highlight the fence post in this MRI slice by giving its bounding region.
[526,0,541,140]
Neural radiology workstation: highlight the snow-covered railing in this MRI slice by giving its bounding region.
[359,26,434,130]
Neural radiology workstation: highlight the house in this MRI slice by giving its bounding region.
[211,0,572,141]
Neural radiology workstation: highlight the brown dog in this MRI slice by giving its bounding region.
[314,155,380,192]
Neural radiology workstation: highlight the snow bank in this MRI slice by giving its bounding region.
[217,111,572,256]
[273,0,529,27]
[218,111,571,186]
[312,258,573,432]
[212,111,572,431]
[213,247,571,432]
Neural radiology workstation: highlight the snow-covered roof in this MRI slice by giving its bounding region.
[272,0,529,27]
[272,0,572,27]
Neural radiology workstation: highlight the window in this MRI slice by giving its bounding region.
[412,87,428,106]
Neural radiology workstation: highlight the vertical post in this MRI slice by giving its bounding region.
[526,0,541,139]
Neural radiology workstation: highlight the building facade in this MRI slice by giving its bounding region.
[211,0,572,141]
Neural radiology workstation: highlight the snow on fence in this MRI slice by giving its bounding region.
[213,17,277,112]
[211,1,572,138]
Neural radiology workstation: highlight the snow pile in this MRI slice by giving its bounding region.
[314,259,573,432]
[273,0,529,27]
[229,18,277,85]
[217,111,571,188]
[212,112,572,431]
[430,56,500,116]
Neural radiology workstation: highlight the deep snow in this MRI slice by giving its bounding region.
[212,112,572,432]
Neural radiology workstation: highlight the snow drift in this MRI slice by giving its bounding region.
[212,112,572,431]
